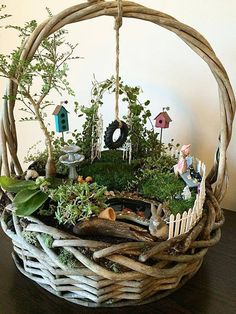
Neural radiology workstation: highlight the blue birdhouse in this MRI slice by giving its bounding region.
[52,105,69,133]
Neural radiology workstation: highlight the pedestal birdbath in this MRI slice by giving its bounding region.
[59,145,85,180]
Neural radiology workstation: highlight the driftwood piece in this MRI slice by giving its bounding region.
[73,218,154,242]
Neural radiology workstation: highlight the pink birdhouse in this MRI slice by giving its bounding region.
[154,111,172,129]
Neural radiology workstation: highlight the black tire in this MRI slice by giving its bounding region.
[104,120,129,149]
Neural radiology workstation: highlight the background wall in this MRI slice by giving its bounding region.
[0,0,235,210]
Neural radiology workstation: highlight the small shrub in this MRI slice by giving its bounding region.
[49,182,107,225]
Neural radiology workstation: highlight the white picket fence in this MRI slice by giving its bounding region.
[167,160,206,239]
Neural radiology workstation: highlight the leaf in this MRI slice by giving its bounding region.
[13,189,40,205]
[4,179,36,193]
[15,191,48,216]
[0,176,19,190]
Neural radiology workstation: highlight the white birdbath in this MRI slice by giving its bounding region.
[59,145,85,180]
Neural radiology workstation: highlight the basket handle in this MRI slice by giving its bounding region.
[1,1,235,202]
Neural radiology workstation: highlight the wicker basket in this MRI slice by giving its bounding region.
[0,0,235,308]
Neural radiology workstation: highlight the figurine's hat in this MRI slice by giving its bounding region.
[181,144,191,151]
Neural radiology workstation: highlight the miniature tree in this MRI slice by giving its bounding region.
[0,9,78,177]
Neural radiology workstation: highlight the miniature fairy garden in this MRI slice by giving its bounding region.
[0,2,206,272]
[0,65,205,244]
[0,1,231,307]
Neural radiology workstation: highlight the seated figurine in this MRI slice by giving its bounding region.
[174,144,191,175]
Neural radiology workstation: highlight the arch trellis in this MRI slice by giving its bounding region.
[0,1,235,307]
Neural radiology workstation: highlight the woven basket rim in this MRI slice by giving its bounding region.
[1,187,224,306]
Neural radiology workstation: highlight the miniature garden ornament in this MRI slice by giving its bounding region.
[52,102,69,141]
[98,207,116,221]
[122,137,132,164]
[91,114,103,162]
[25,169,39,181]
[59,145,85,180]
[182,186,191,200]
[154,109,172,144]
[174,144,191,175]
[149,203,168,240]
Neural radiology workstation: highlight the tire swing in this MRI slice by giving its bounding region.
[104,0,128,149]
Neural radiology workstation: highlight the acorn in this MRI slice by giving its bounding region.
[85,176,93,183]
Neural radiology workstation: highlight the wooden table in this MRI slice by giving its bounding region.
[0,210,235,314]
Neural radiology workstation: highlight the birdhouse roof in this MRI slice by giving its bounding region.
[52,105,69,115]
[154,111,172,122]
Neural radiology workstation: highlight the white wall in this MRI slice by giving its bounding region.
[0,0,235,210]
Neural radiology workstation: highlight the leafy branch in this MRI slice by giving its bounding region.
[0,15,80,177]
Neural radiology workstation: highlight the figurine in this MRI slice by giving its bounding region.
[174,144,191,175]
[149,203,168,240]
[25,169,39,181]
[182,186,191,200]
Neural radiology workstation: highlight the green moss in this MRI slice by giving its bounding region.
[42,234,54,248]
[99,150,124,162]
[139,172,185,201]
[22,231,38,246]
[168,195,196,215]
[79,150,141,191]
[58,249,78,268]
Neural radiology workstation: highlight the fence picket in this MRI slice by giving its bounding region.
[180,211,188,234]
[168,214,175,239]
[190,208,197,229]
[185,208,192,233]
[174,213,181,237]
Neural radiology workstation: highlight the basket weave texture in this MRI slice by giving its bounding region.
[0,0,235,307]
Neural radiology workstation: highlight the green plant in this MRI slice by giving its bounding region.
[49,182,107,225]
[0,176,53,216]
[142,154,177,174]
[0,4,11,23]
[0,11,79,177]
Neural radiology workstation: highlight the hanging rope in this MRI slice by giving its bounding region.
[104,0,129,149]
[114,0,123,126]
